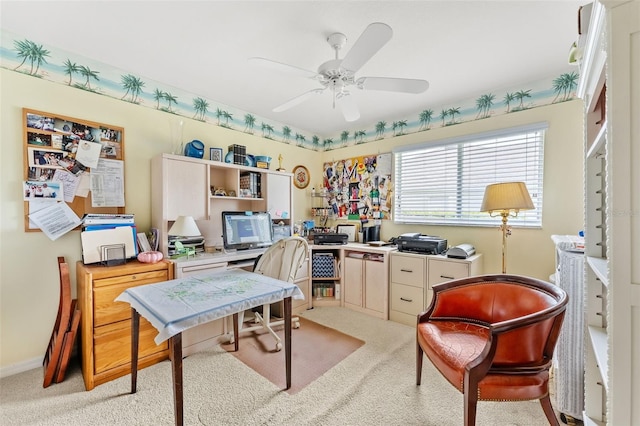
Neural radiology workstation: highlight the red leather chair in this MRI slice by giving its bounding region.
[416,274,568,426]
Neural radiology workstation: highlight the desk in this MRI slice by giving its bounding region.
[115,268,304,426]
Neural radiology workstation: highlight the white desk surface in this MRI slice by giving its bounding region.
[116,268,303,344]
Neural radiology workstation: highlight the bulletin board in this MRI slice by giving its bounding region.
[23,108,126,233]
[322,153,393,221]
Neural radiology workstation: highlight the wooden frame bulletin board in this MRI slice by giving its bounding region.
[322,153,393,221]
[23,108,125,232]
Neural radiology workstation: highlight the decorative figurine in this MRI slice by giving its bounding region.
[277,154,285,171]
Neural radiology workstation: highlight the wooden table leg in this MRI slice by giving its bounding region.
[284,296,292,389]
[130,308,140,394]
[232,312,239,352]
[169,333,183,426]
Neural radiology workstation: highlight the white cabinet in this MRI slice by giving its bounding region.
[389,252,483,326]
[151,153,293,255]
[343,254,387,318]
[310,244,394,317]
[165,157,208,221]
[577,2,640,424]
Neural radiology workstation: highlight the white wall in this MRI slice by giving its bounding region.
[0,68,584,374]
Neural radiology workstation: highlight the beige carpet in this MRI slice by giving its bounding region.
[222,316,364,394]
[0,307,558,425]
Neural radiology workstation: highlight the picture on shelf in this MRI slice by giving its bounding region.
[210,147,223,161]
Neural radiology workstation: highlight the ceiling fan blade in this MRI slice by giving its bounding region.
[273,88,324,112]
[248,57,319,79]
[337,92,360,122]
[340,22,393,74]
[357,77,429,94]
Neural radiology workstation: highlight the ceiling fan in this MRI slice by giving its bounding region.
[249,22,429,122]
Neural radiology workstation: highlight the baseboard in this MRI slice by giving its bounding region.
[0,356,41,379]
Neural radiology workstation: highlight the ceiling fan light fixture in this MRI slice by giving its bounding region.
[253,22,429,120]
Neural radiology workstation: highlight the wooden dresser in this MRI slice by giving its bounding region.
[76,260,173,390]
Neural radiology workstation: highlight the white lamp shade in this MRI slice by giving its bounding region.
[168,216,201,236]
[480,182,534,213]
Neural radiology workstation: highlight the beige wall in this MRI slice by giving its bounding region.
[0,68,584,373]
[323,101,584,278]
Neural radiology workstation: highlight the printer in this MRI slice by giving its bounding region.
[314,233,348,245]
[446,243,476,259]
[396,234,447,255]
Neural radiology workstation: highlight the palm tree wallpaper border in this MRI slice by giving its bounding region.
[0,29,578,152]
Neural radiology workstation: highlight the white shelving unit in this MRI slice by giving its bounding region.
[577,2,639,425]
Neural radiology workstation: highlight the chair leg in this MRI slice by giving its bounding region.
[463,391,478,426]
[416,342,424,385]
[463,375,479,426]
[540,395,560,426]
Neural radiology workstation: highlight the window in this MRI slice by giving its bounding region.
[393,123,546,227]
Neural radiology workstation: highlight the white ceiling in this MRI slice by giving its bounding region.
[1,1,585,137]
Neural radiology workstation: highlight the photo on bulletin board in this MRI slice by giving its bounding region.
[23,180,63,201]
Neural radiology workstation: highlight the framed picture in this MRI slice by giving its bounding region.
[292,165,310,189]
[210,147,223,161]
[336,224,357,242]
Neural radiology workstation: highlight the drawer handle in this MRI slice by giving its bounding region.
[400,268,413,273]
[440,275,455,280]
[400,297,413,302]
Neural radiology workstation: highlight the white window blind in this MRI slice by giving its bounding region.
[393,123,546,227]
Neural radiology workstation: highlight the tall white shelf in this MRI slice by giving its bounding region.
[577,2,639,425]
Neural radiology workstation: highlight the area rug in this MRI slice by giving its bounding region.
[221,316,364,394]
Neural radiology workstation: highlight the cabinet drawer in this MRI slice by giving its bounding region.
[390,283,424,316]
[428,259,469,287]
[94,319,167,374]
[93,271,170,327]
[93,270,169,288]
[391,256,425,288]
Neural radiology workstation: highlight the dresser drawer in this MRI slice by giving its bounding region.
[93,271,170,327]
[391,256,425,288]
[428,259,469,287]
[390,283,424,316]
[94,319,167,374]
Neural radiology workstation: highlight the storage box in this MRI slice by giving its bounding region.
[312,254,336,278]
[227,144,246,165]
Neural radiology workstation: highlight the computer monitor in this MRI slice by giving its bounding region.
[221,211,273,251]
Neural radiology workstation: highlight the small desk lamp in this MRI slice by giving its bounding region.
[168,216,201,259]
[480,182,534,273]
[168,215,201,237]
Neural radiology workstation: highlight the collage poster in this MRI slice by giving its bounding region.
[322,153,392,221]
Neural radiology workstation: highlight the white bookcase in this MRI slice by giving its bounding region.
[577,2,639,424]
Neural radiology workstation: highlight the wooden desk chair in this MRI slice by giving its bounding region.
[231,237,309,351]
[43,257,80,387]
[416,274,568,426]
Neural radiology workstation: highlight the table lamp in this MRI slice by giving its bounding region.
[480,182,534,273]
[168,215,201,237]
